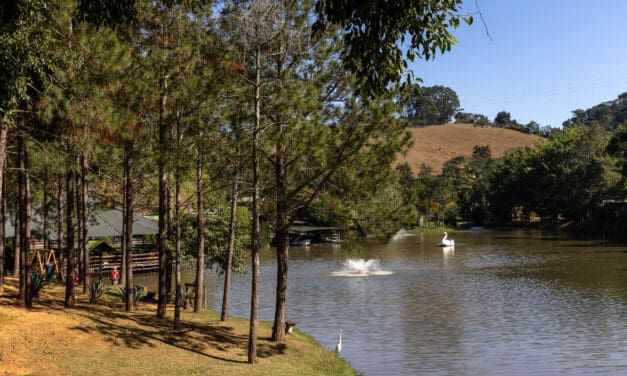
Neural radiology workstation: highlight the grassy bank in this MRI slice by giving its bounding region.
[0,277,355,376]
[407,226,455,234]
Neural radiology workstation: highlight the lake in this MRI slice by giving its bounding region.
[138,229,627,375]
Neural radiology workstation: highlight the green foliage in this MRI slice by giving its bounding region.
[75,0,138,28]
[492,110,537,134]
[402,85,461,125]
[410,163,458,227]
[88,279,106,304]
[608,121,627,184]
[396,162,415,205]
[28,269,46,301]
[313,0,467,97]
[181,206,251,274]
[494,111,512,126]
[310,167,411,238]
[563,92,627,131]
[484,148,534,224]
[486,125,621,224]
[0,0,52,118]
[455,112,490,126]
[119,285,145,304]
[580,202,627,238]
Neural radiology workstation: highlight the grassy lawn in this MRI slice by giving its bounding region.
[0,277,355,376]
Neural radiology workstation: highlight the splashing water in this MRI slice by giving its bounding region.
[331,258,393,277]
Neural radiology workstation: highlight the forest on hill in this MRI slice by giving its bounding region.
[395,91,627,237]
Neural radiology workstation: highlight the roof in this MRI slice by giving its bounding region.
[88,240,116,253]
[3,209,159,239]
[87,208,158,238]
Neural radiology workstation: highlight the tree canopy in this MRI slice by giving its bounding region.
[562,92,627,131]
[401,85,461,126]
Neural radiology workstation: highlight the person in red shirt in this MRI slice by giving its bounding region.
[110,267,120,285]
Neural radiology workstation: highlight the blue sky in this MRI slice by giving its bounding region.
[408,0,627,128]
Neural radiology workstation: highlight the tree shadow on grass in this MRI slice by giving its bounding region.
[68,304,252,363]
[55,301,285,363]
[3,281,288,364]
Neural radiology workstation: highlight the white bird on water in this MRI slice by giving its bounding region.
[438,231,455,246]
[335,329,343,355]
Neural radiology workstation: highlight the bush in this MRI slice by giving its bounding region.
[28,270,46,300]
[119,285,145,304]
[89,279,106,304]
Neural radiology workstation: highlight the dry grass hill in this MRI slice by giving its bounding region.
[397,123,544,175]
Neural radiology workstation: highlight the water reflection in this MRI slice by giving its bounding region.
[135,230,627,375]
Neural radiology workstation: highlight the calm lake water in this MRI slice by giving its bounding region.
[138,229,627,375]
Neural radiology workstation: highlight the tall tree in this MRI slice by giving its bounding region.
[220,0,280,361]
[465,145,492,224]
[1,0,52,299]
[231,1,413,342]
[402,85,461,125]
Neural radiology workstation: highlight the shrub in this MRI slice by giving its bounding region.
[119,285,145,304]
[29,270,46,300]
[89,279,106,304]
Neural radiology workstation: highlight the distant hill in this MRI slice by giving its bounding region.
[397,123,543,175]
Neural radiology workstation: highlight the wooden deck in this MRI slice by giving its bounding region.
[89,252,159,273]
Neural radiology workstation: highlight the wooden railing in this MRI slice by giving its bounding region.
[89,251,159,273]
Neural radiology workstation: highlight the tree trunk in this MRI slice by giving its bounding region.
[248,46,262,364]
[173,166,181,329]
[195,148,205,313]
[18,135,25,302]
[121,191,127,288]
[42,161,49,251]
[0,116,7,295]
[221,167,239,320]
[81,156,89,293]
[15,201,22,295]
[272,225,289,342]
[272,145,288,343]
[124,144,134,311]
[18,134,32,307]
[157,72,169,318]
[64,158,76,308]
[24,138,32,308]
[56,174,64,282]
[166,181,173,299]
[75,157,84,291]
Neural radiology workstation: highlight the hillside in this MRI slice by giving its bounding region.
[397,123,543,175]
